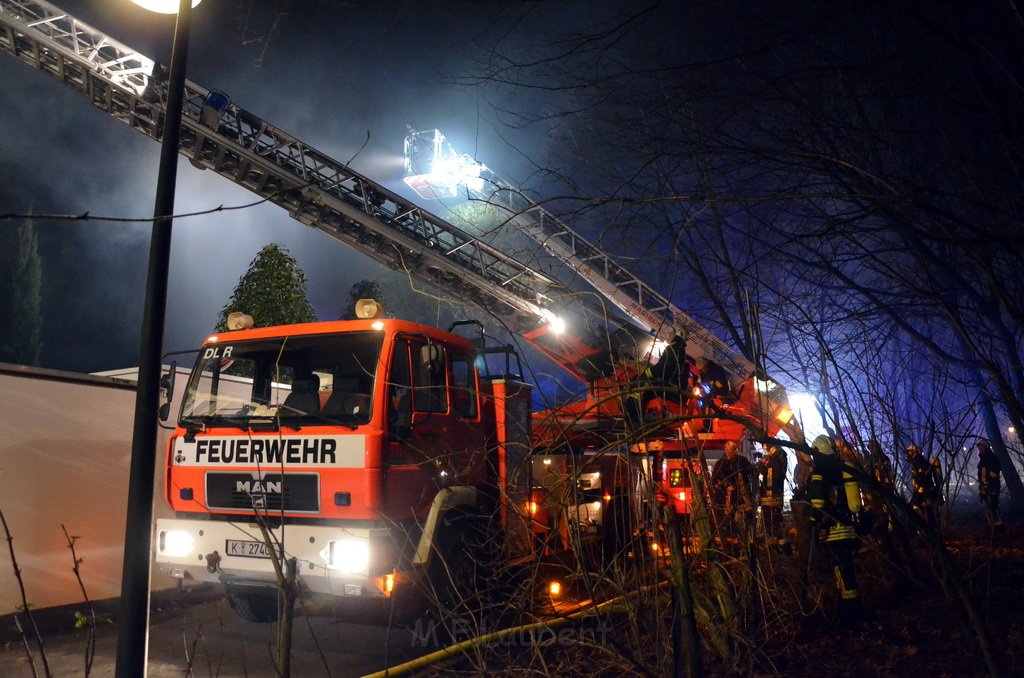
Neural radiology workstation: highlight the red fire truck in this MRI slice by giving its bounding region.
[155,308,536,621]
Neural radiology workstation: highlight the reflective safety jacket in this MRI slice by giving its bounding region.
[759,448,788,508]
[978,449,1002,498]
[809,450,861,543]
[909,454,943,503]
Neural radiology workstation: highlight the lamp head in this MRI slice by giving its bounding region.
[132,0,202,14]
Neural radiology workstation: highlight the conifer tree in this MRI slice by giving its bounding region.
[0,221,42,365]
[215,243,317,331]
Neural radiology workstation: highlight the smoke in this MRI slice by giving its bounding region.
[0,0,555,372]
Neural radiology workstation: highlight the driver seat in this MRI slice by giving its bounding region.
[281,375,320,415]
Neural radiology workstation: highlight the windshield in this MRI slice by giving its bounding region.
[180,331,383,427]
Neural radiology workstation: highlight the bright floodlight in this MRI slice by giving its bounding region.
[403,129,485,200]
[787,392,830,441]
[539,309,566,336]
[649,339,669,362]
[132,0,202,13]
[787,392,816,415]
[774,404,795,425]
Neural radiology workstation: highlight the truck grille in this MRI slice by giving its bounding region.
[205,472,320,513]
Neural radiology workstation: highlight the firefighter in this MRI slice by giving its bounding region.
[695,356,734,402]
[616,341,651,427]
[807,435,863,624]
[977,439,1003,528]
[858,439,911,582]
[867,439,894,490]
[862,439,891,518]
[863,440,898,542]
[758,444,789,553]
[790,447,815,573]
[652,325,691,403]
[905,444,943,528]
[835,438,866,473]
[711,441,754,547]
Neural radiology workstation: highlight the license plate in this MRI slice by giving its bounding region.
[225,539,275,559]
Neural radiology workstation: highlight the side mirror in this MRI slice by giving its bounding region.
[420,343,442,369]
[158,361,177,422]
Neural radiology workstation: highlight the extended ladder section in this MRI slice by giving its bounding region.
[475,167,755,382]
[403,128,798,436]
[0,0,642,382]
[403,129,758,383]
[475,170,804,440]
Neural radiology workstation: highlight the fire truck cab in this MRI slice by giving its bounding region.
[155,307,534,621]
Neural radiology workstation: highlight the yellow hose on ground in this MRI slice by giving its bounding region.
[361,582,667,678]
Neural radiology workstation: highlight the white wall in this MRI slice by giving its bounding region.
[0,364,185,611]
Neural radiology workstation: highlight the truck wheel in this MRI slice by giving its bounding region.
[427,512,489,628]
[603,494,634,564]
[227,588,278,623]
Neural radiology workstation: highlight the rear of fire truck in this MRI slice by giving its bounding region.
[154,306,535,622]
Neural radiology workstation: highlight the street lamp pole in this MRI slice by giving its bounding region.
[115,0,193,674]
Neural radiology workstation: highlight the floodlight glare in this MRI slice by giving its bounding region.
[402,128,485,200]
[539,309,566,336]
[132,0,202,14]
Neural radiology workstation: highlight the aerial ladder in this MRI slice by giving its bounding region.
[0,0,802,517]
[402,129,801,448]
[403,130,751,377]
[0,1,803,530]
[402,128,810,538]
[0,1,795,426]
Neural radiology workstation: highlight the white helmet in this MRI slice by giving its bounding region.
[812,435,834,455]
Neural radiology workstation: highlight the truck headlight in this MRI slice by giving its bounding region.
[326,539,370,574]
[159,529,194,558]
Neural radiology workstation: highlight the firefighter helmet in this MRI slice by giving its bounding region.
[904,443,920,457]
[812,435,833,455]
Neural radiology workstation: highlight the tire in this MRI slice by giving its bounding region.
[423,511,494,640]
[428,513,482,607]
[227,588,278,623]
[603,495,634,564]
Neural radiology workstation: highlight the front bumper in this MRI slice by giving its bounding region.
[155,518,399,597]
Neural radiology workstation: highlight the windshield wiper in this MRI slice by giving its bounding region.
[318,413,360,431]
[180,412,346,433]
[179,415,204,428]
[179,416,206,441]
[179,415,251,431]
[236,413,312,432]
[242,415,283,432]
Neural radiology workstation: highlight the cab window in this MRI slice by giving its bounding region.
[413,341,448,413]
[451,353,478,418]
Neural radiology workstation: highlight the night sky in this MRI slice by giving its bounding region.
[4,0,1019,421]
[0,0,585,373]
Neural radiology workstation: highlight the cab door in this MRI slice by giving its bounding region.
[383,335,484,517]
